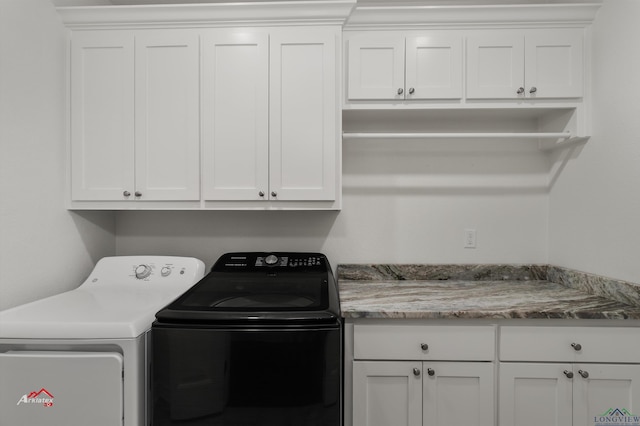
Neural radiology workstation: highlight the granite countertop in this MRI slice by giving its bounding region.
[337,264,640,320]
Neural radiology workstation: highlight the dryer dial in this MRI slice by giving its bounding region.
[135,264,152,279]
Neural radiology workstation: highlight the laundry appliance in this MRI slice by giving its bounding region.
[151,252,342,426]
[0,256,205,426]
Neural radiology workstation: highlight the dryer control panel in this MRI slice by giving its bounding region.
[80,256,206,286]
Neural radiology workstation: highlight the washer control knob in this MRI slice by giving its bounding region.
[264,254,279,266]
[135,264,152,279]
[160,266,171,277]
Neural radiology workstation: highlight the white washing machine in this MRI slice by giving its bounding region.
[0,256,205,426]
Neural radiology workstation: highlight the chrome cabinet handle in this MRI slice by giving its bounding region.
[516,87,525,95]
[408,87,415,95]
[578,370,589,379]
[258,191,265,197]
[427,368,435,377]
[529,86,537,94]
[413,368,420,377]
[563,370,574,378]
[420,343,429,351]
[271,191,277,197]
[571,343,582,351]
[397,88,404,95]
[135,191,142,197]
[123,191,131,197]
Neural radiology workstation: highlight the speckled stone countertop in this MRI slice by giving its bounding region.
[337,264,640,320]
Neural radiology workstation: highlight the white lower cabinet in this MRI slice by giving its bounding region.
[351,324,495,426]
[354,361,494,426]
[500,363,640,426]
[499,326,640,426]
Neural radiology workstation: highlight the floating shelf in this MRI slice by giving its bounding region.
[342,131,572,140]
[342,131,590,151]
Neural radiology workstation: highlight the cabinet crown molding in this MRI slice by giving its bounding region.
[345,3,601,28]
[57,0,357,29]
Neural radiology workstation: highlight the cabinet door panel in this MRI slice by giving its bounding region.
[573,364,640,426]
[499,363,573,426]
[270,29,337,201]
[525,29,583,98]
[135,31,200,201]
[347,36,405,100]
[353,361,422,426]
[70,32,134,201]
[406,35,463,100]
[202,30,269,201]
[466,33,524,99]
[423,362,494,426]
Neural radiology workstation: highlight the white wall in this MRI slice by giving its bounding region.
[0,0,115,310]
[116,137,549,271]
[549,0,640,284]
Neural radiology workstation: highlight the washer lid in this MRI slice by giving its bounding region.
[155,252,341,324]
[172,273,329,311]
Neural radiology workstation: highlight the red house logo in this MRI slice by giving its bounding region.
[16,388,54,407]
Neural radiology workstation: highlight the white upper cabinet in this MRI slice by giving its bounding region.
[62,2,349,210]
[347,36,405,100]
[466,32,525,100]
[467,29,584,100]
[70,32,135,201]
[406,36,463,100]
[202,27,338,203]
[201,29,269,201]
[71,30,200,203]
[525,30,584,99]
[347,34,463,101]
[270,28,337,201]
[134,31,200,201]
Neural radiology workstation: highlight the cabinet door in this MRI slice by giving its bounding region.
[353,361,422,426]
[499,363,573,426]
[347,36,405,100]
[70,31,135,201]
[525,29,584,98]
[466,32,525,99]
[573,364,640,426]
[202,29,269,201]
[423,362,494,426]
[405,35,463,100]
[270,28,337,201]
[135,31,200,201]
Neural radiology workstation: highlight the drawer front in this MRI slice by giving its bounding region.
[354,324,496,361]
[500,326,640,363]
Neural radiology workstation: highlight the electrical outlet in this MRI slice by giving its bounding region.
[464,229,477,249]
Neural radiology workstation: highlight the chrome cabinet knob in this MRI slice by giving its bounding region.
[529,86,537,94]
[413,368,420,377]
[427,368,435,377]
[517,87,525,95]
[408,87,415,95]
[420,343,429,351]
[259,191,265,197]
[271,191,277,197]
[563,370,574,378]
[123,191,131,197]
[134,191,142,197]
[571,343,582,351]
[397,88,404,95]
[578,370,589,379]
